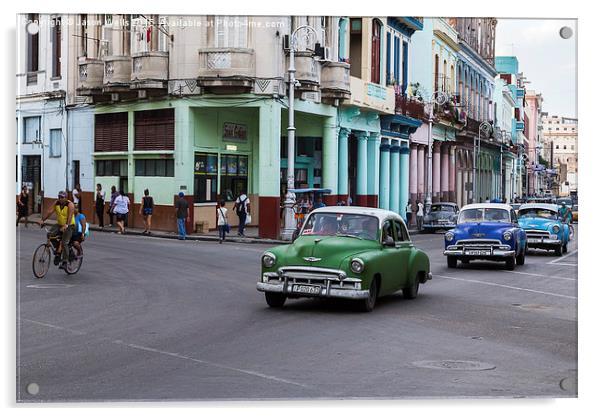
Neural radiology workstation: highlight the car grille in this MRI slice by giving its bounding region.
[456,239,503,248]
[273,267,361,290]
[525,230,550,238]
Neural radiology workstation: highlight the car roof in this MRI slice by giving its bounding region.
[518,203,559,212]
[460,203,512,212]
[310,206,403,223]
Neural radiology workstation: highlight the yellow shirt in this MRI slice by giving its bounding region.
[54,204,75,226]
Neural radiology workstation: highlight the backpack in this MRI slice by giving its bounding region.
[235,196,247,215]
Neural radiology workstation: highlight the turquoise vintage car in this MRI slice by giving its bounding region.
[257,206,432,312]
[518,203,570,256]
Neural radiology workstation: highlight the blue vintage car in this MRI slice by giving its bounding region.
[444,203,527,270]
[517,203,570,256]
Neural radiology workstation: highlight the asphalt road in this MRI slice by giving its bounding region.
[16,225,577,402]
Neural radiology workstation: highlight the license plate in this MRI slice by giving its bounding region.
[291,284,321,295]
[528,238,543,243]
[464,249,491,256]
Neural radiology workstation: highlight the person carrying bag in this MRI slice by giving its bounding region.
[217,200,229,244]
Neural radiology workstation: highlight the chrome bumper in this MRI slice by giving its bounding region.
[256,282,370,300]
[444,248,516,257]
[423,223,455,229]
[527,238,562,246]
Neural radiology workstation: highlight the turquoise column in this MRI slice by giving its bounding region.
[367,132,380,207]
[356,131,369,206]
[322,116,338,204]
[399,142,410,216]
[389,141,400,213]
[337,127,351,198]
[379,139,390,209]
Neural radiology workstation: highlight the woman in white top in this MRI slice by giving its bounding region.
[216,200,229,243]
[72,184,82,212]
[111,190,130,234]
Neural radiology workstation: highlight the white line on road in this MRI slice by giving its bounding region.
[501,270,576,281]
[432,274,577,300]
[21,318,310,390]
[548,263,578,267]
[547,250,578,265]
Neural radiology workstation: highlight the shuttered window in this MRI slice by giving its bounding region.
[134,109,174,150]
[94,112,128,152]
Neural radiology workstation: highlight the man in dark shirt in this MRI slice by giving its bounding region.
[175,192,190,240]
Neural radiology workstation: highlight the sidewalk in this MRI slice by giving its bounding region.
[20,213,420,245]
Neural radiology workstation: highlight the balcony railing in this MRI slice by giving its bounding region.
[198,48,255,91]
[131,51,169,90]
[395,94,426,120]
[77,57,104,94]
[434,74,455,95]
[103,55,132,90]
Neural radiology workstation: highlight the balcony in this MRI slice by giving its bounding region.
[395,94,426,120]
[77,57,104,96]
[131,51,169,93]
[198,48,255,93]
[293,51,320,92]
[320,61,350,101]
[103,55,133,93]
[346,77,395,114]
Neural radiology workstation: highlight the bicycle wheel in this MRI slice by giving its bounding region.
[64,247,83,275]
[32,244,51,279]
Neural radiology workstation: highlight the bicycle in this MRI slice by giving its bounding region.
[32,225,83,278]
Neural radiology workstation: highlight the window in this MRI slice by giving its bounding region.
[51,17,61,78]
[49,129,62,157]
[571,145,574,150]
[349,18,362,78]
[194,153,218,203]
[564,145,567,150]
[215,16,248,48]
[382,220,394,242]
[95,112,128,152]
[95,159,128,177]
[23,117,41,143]
[556,145,559,149]
[135,158,174,176]
[27,14,39,73]
[134,109,174,150]
[220,154,248,201]
[370,19,381,84]
[394,220,409,242]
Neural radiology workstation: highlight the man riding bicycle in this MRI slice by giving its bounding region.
[39,191,75,270]
[558,201,572,224]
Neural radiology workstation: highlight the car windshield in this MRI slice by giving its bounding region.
[457,208,511,224]
[518,208,558,219]
[430,205,454,212]
[300,213,379,240]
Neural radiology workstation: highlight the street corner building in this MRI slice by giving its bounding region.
[17,14,568,239]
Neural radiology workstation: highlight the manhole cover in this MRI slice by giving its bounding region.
[412,360,496,371]
[560,376,577,393]
[26,284,74,289]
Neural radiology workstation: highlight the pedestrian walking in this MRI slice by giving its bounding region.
[95,184,106,228]
[234,191,250,237]
[111,190,130,234]
[175,192,190,240]
[72,184,82,213]
[108,186,118,226]
[16,185,30,227]
[405,200,413,227]
[416,200,424,231]
[216,200,229,244]
[485,196,491,203]
[139,189,154,234]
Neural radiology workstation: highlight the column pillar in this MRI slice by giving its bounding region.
[447,145,455,202]
[355,131,369,207]
[379,139,391,210]
[417,144,425,202]
[433,141,441,202]
[389,141,401,213]
[468,170,474,204]
[337,127,351,204]
[399,143,410,216]
[409,143,418,204]
[322,116,339,206]
[456,167,463,208]
[258,100,282,239]
[441,144,449,202]
[367,133,380,208]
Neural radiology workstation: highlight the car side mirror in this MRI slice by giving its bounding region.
[383,236,396,247]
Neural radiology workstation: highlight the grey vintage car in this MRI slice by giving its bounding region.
[422,202,459,231]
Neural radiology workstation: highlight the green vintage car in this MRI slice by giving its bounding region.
[257,206,432,312]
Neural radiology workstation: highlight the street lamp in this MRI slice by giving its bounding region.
[473,120,492,203]
[281,24,318,241]
[425,91,449,212]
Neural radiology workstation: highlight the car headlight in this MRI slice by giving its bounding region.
[262,252,276,268]
[503,231,512,241]
[445,232,454,242]
[350,258,364,274]
[552,225,560,233]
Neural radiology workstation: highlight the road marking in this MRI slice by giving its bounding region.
[501,270,576,281]
[20,318,310,390]
[547,250,578,265]
[432,274,577,300]
[548,263,578,267]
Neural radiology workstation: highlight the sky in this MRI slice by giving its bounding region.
[495,18,577,118]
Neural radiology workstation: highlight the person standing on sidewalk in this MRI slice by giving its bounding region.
[95,184,106,229]
[416,200,424,231]
[234,191,250,237]
[108,186,118,226]
[139,189,154,235]
[175,192,190,240]
[111,190,130,234]
[216,200,229,244]
[16,186,30,227]
[405,200,413,227]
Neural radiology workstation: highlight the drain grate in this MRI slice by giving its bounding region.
[412,360,496,371]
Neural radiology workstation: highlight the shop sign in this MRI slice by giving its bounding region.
[223,122,247,142]
[366,83,387,100]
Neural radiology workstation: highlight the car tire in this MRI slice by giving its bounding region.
[402,274,420,300]
[516,246,526,266]
[447,257,457,268]
[554,245,563,256]
[505,255,516,271]
[358,278,378,312]
[265,292,286,308]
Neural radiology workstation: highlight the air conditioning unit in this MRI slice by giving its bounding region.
[323,46,332,61]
